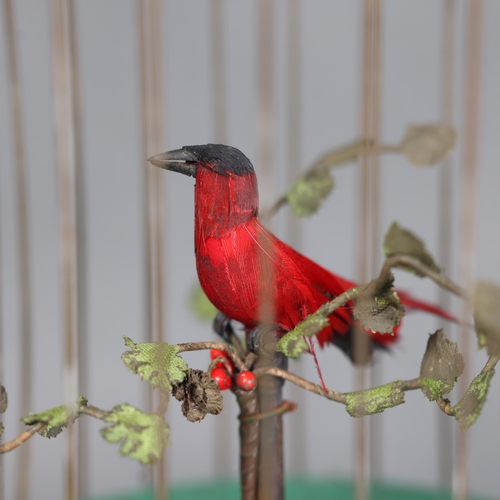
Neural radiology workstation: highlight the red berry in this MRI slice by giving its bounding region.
[210,349,235,374]
[210,349,229,361]
[210,367,233,391]
[236,371,257,391]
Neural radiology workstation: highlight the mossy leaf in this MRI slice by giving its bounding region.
[353,274,405,335]
[419,329,464,401]
[189,284,217,321]
[345,381,406,417]
[286,169,335,217]
[401,124,456,166]
[100,403,169,465]
[454,370,495,429]
[473,281,500,357]
[277,303,331,358]
[122,337,188,390]
[383,221,440,276]
[21,396,88,438]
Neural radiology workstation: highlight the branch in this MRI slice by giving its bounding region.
[0,422,47,454]
[253,366,420,406]
[381,255,466,298]
[436,398,455,416]
[481,355,500,374]
[80,404,107,420]
[260,140,403,221]
[435,355,499,418]
[176,341,246,372]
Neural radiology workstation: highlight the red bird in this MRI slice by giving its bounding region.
[149,144,453,358]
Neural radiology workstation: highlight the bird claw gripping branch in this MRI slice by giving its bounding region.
[213,312,233,343]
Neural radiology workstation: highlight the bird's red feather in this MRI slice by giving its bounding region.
[191,158,454,355]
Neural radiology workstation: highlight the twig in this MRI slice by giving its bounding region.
[0,423,47,454]
[80,404,107,420]
[435,355,499,417]
[252,366,421,406]
[244,352,257,370]
[176,341,246,372]
[228,330,246,360]
[436,398,455,416]
[261,140,404,221]
[480,355,499,374]
[381,255,466,298]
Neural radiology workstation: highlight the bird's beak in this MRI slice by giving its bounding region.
[148,148,199,177]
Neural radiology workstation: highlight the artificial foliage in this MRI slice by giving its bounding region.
[100,404,170,465]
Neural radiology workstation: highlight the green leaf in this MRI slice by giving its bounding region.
[0,422,4,437]
[454,370,495,429]
[21,396,88,438]
[383,221,440,276]
[473,281,500,357]
[353,274,405,335]
[122,337,189,390]
[100,403,169,465]
[400,124,456,166]
[189,284,218,321]
[345,381,406,417]
[286,169,335,217]
[419,330,464,401]
[277,303,331,358]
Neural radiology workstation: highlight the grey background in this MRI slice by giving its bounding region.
[0,1,499,499]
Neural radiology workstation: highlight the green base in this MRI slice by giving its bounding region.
[90,477,493,500]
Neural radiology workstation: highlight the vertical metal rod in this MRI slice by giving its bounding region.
[286,0,302,251]
[285,0,307,476]
[66,1,90,496]
[136,0,153,447]
[137,1,168,498]
[367,0,384,482]
[456,2,484,499]
[3,1,34,499]
[50,0,81,498]
[437,0,457,490]
[209,0,235,480]
[257,0,277,212]
[210,0,227,145]
[256,0,280,498]
[356,1,383,498]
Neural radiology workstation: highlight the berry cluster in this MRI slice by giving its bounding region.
[209,349,256,392]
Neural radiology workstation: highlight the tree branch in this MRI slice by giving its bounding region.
[176,341,246,372]
[260,139,405,221]
[435,355,499,417]
[0,423,47,454]
[80,404,107,420]
[436,398,455,416]
[253,366,421,407]
[381,255,466,298]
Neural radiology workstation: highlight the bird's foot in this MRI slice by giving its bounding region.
[213,312,246,359]
[213,312,233,343]
[247,323,288,372]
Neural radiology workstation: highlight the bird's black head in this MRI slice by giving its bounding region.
[148,144,254,177]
